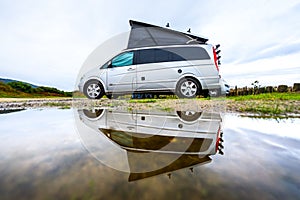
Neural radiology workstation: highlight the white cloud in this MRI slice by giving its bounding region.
[221,52,300,87]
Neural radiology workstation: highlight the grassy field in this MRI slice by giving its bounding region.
[125,92,300,116]
[226,92,300,116]
[228,92,300,101]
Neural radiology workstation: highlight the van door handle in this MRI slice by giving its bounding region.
[127,68,135,71]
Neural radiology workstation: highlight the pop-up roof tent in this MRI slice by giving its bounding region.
[127,20,208,49]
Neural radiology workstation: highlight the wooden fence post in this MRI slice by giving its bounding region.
[293,83,300,92]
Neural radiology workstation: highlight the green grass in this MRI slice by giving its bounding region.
[228,92,300,101]
[58,105,71,109]
[128,99,157,103]
[237,100,299,116]
[241,104,282,115]
[44,102,69,107]
[72,91,86,98]
[227,92,300,116]
[160,107,172,112]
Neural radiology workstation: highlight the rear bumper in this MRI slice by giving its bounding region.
[200,77,222,89]
[198,76,224,96]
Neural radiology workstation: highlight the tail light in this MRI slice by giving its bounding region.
[215,126,221,152]
[215,126,224,155]
[213,44,221,72]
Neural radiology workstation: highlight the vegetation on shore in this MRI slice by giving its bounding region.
[121,92,300,116]
[227,92,300,116]
[0,81,72,98]
[1,86,299,117]
[228,92,300,101]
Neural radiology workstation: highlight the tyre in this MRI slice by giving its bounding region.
[83,109,104,119]
[176,78,200,98]
[176,111,202,122]
[83,80,104,99]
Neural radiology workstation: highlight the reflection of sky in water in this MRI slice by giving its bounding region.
[214,115,300,199]
[0,109,299,199]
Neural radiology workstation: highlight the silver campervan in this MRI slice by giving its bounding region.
[78,20,223,99]
[78,108,223,155]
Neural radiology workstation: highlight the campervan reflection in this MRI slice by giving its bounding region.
[126,152,212,182]
[76,108,224,181]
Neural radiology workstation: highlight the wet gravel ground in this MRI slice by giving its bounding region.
[0,98,73,109]
[0,98,225,112]
[0,98,299,118]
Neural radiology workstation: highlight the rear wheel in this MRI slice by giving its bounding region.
[176,78,200,98]
[83,80,104,99]
[177,111,202,122]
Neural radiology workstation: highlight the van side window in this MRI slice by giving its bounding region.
[112,52,134,67]
[136,47,210,65]
[155,49,170,63]
[136,49,170,64]
[168,49,185,62]
[136,49,155,64]
[166,47,210,61]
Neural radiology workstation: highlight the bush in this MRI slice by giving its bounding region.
[4,81,72,97]
[277,85,288,93]
[7,81,33,93]
[37,86,61,94]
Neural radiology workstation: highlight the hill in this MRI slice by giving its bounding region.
[0,78,39,88]
[0,79,72,98]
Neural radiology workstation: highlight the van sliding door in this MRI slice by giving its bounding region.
[135,49,180,92]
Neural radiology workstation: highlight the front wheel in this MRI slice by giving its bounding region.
[83,80,104,99]
[176,78,200,98]
[83,109,104,118]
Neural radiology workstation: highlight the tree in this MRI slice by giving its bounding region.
[251,80,261,94]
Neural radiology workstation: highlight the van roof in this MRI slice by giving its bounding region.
[127,20,208,49]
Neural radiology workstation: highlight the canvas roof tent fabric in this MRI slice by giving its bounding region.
[127,20,208,49]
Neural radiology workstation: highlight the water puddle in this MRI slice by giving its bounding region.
[0,108,299,199]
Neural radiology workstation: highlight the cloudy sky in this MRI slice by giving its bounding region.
[0,0,299,90]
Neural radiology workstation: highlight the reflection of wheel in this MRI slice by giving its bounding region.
[177,111,202,122]
[176,78,200,98]
[83,109,104,119]
[83,80,104,99]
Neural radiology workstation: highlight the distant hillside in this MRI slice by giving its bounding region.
[0,78,39,88]
[0,81,24,97]
[0,78,72,98]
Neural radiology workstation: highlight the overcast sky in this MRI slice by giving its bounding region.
[0,0,299,90]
